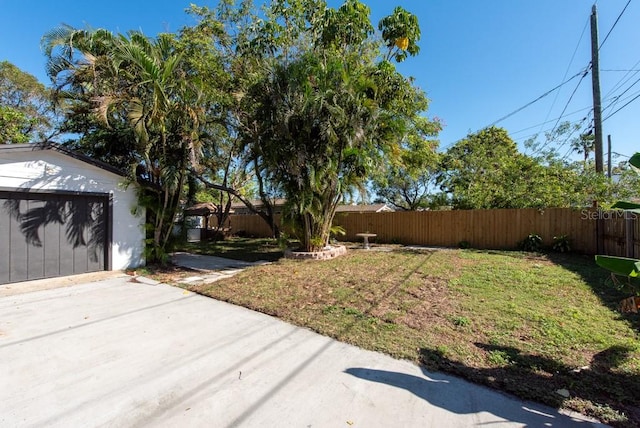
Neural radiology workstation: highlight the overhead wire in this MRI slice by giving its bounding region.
[439,71,588,151]
[598,0,632,49]
[560,121,594,160]
[603,91,640,121]
[509,104,593,137]
[442,1,635,154]
[602,57,640,99]
[547,67,590,136]
[612,151,632,159]
[511,110,592,148]
[530,15,591,154]
[532,0,633,159]
[602,75,640,115]
[559,116,593,160]
[530,65,591,155]
[487,70,585,127]
[595,2,638,124]
[509,90,625,140]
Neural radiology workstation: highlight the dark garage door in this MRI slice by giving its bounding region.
[0,191,110,285]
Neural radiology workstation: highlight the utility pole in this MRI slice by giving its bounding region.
[591,4,604,173]
[607,134,612,179]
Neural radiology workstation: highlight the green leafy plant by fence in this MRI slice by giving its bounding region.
[595,152,640,311]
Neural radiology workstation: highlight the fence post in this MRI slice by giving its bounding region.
[594,201,604,255]
[625,212,636,258]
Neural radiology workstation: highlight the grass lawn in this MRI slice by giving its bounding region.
[169,239,640,426]
[178,237,284,262]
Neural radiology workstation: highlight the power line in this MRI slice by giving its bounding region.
[531,65,591,155]
[488,70,585,127]
[443,2,635,153]
[548,67,590,136]
[603,91,640,121]
[511,87,625,139]
[560,120,593,161]
[512,112,590,148]
[603,57,640,99]
[440,70,590,151]
[612,151,632,159]
[532,15,590,154]
[602,75,640,114]
[599,0,632,49]
[509,105,593,136]
[558,117,591,155]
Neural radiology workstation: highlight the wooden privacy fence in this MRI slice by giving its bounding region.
[332,208,595,252]
[599,210,640,258]
[223,214,280,238]
[221,208,640,256]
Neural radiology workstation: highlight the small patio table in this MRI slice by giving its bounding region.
[355,233,377,249]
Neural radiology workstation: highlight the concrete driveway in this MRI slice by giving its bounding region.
[0,276,605,427]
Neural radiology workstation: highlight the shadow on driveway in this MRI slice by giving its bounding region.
[345,366,607,427]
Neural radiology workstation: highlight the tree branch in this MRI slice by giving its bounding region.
[190,168,262,215]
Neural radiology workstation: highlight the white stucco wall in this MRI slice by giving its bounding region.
[0,149,146,270]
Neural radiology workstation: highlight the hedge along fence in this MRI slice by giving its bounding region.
[223,207,608,254]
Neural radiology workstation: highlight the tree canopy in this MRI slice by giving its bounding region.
[39,0,438,255]
[39,1,636,258]
[371,116,441,211]
[235,0,436,250]
[438,126,633,210]
[0,61,55,144]
[42,25,214,261]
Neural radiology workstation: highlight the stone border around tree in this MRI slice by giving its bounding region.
[284,245,347,261]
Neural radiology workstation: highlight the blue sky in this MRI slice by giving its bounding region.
[1,0,638,163]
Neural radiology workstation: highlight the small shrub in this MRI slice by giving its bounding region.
[322,304,339,315]
[458,240,471,249]
[344,307,365,318]
[451,315,471,327]
[552,234,571,253]
[277,233,291,250]
[309,235,325,249]
[519,233,543,252]
[330,225,346,241]
[487,350,513,366]
[435,345,449,357]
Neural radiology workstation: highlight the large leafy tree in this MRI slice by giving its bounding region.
[0,106,31,144]
[39,0,439,256]
[438,126,631,209]
[372,117,441,210]
[439,127,570,209]
[439,127,525,209]
[177,2,290,238]
[0,61,56,143]
[240,0,436,251]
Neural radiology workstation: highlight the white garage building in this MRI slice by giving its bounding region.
[0,143,146,285]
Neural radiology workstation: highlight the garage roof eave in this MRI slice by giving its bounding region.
[0,142,129,179]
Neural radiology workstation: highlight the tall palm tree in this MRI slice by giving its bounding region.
[43,27,205,261]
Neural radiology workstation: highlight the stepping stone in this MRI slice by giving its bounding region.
[181,276,206,283]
